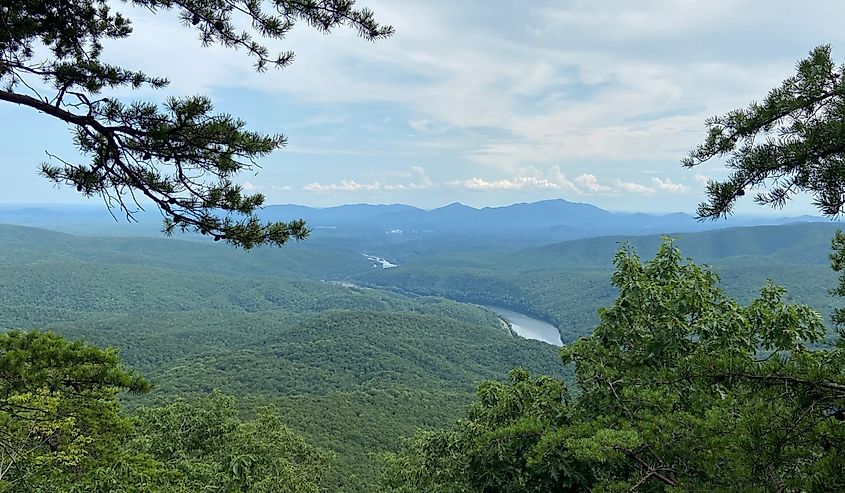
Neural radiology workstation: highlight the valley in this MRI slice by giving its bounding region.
[1,202,841,491]
[5,5,845,490]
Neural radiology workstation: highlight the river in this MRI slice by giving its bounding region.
[484,306,562,346]
[330,275,563,346]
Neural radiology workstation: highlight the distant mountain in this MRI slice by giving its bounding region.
[255,199,833,241]
[0,204,164,236]
[0,200,834,249]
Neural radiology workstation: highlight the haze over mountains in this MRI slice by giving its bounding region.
[259,199,829,239]
[0,198,831,245]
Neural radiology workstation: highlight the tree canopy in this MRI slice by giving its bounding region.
[0,330,149,491]
[684,45,845,220]
[0,330,332,492]
[380,240,845,492]
[0,1,392,247]
[131,393,331,493]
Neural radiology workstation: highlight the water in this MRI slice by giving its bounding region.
[485,306,562,346]
[363,254,398,269]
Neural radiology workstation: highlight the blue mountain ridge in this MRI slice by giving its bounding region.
[0,199,833,241]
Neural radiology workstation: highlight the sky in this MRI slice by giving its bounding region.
[3,0,845,213]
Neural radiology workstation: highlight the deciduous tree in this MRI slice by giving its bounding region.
[0,330,150,492]
[132,392,331,493]
[381,240,845,492]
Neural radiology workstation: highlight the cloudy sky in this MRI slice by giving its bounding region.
[3,0,845,213]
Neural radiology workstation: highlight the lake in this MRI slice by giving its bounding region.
[484,306,562,346]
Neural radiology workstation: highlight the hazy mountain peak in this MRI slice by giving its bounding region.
[436,202,475,211]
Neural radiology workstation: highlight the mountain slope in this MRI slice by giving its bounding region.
[0,223,373,279]
[358,222,843,342]
[0,223,563,492]
[520,222,843,268]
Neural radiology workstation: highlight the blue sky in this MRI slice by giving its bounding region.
[3,0,845,213]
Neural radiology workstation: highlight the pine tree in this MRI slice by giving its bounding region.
[684,45,845,220]
[0,1,392,248]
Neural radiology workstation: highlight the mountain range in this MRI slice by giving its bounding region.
[258,199,827,238]
[0,199,833,251]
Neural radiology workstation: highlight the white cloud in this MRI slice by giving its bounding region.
[447,176,563,191]
[447,165,583,193]
[575,174,613,193]
[444,168,682,197]
[303,180,382,192]
[615,180,656,195]
[410,166,434,188]
[694,174,710,185]
[651,177,689,194]
[545,165,581,193]
[382,182,429,190]
[300,166,694,198]
[408,119,434,132]
[302,166,434,193]
[299,165,585,195]
[241,182,292,192]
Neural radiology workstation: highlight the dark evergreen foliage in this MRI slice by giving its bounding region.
[684,46,845,219]
[0,1,391,247]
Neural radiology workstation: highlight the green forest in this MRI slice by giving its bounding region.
[4,218,845,491]
[5,1,845,492]
[0,224,568,491]
[359,222,844,342]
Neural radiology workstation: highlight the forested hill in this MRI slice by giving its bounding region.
[357,222,844,342]
[0,223,374,280]
[2,220,842,490]
[0,223,563,491]
[519,221,843,268]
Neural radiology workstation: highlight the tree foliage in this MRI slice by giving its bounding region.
[379,368,587,493]
[826,230,845,334]
[683,45,845,219]
[0,330,332,492]
[381,240,845,492]
[0,1,392,247]
[0,330,149,491]
[131,393,331,493]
